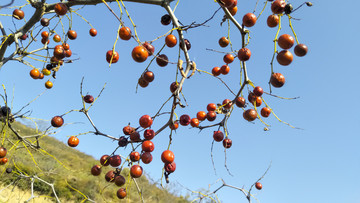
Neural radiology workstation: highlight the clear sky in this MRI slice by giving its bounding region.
[1,0,360,202]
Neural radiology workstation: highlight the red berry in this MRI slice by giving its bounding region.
[84,95,94,103]
[207,111,217,121]
[91,165,102,176]
[142,140,154,152]
[143,129,155,140]
[223,138,232,148]
[164,162,176,173]
[139,115,153,128]
[255,182,263,190]
[141,152,153,164]
[130,165,143,178]
[213,131,224,142]
[100,155,110,166]
[179,114,191,126]
[130,151,141,162]
[109,155,121,167]
[242,13,257,27]
[161,150,175,164]
[253,86,264,97]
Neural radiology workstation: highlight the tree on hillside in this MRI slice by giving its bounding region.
[0,0,312,202]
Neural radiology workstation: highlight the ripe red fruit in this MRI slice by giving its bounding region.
[220,65,230,75]
[139,115,153,128]
[119,27,132,40]
[105,170,115,182]
[278,34,295,49]
[207,103,217,112]
[207,111,217,121]
[62,43,70,50]
[270,73,285,88]
[89,28,97,37]
[170,82,181,93]
[238,48,251,61]
[164,162,176,173]
[169,121,179,130]
[65,49,72,57]
[156,54,169,67]
[248,92,262,107]
[141,42,155,56]
[67,30,77,40]
[54,3,68,16]
[220,0,237,8]
[115,175,126,186]
[223,138,232,148]
[0,158,8,165]
[117,188,127,199]
[267,14,279,28]
[253,86,264,97]
[219,37,229,48]
[109,155,121,167]
[255,182,263,190]
[100,155,110,166]
[84,95,94,103]
[130,131,141,142]
[243,109,257,121]
[138,77,149,88]
[91,165,102,176]
[213,131,224,142]
[143,71,154,83]
[190,118,200,127]
[106,50,119,63]
[30,68,40,79]
[68,136,79,147]
[132,46,148,63]
[212,67,221,76]
[229,6,238,16]
[123,125,135,135]
[143,129,155,140]
[165,34,177,48]
[130,165,143,178]
[53,47,65,59]
[41,31,49,39]
[277,50,293,66]
[197,111,207,121]
[271,0,286,14]
[180,39,191,51]
[261,107,271,117]
[161,150,175,164]
[130,151,141,162]
[223,54,234,64]
[142,140,154,152]
[243,13,257,27]
[141,152,153,164]
[51,116,64,128]
[222,99,232,109]
[179,114,191,126]
[0,147,7,158]
[38,72,44,80]
[13,9,25,20]
[53,34,61,43]
[41,38,50,45]
[20,34,28,40]
[294,44,308,57]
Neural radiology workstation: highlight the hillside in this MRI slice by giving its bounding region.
[0,122,189,202]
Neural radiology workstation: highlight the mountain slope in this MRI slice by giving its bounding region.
[0,122,189,202]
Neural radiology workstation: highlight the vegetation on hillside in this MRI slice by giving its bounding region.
[0,122,189,202]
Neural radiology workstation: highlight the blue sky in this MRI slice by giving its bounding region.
[1,0,360,202]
